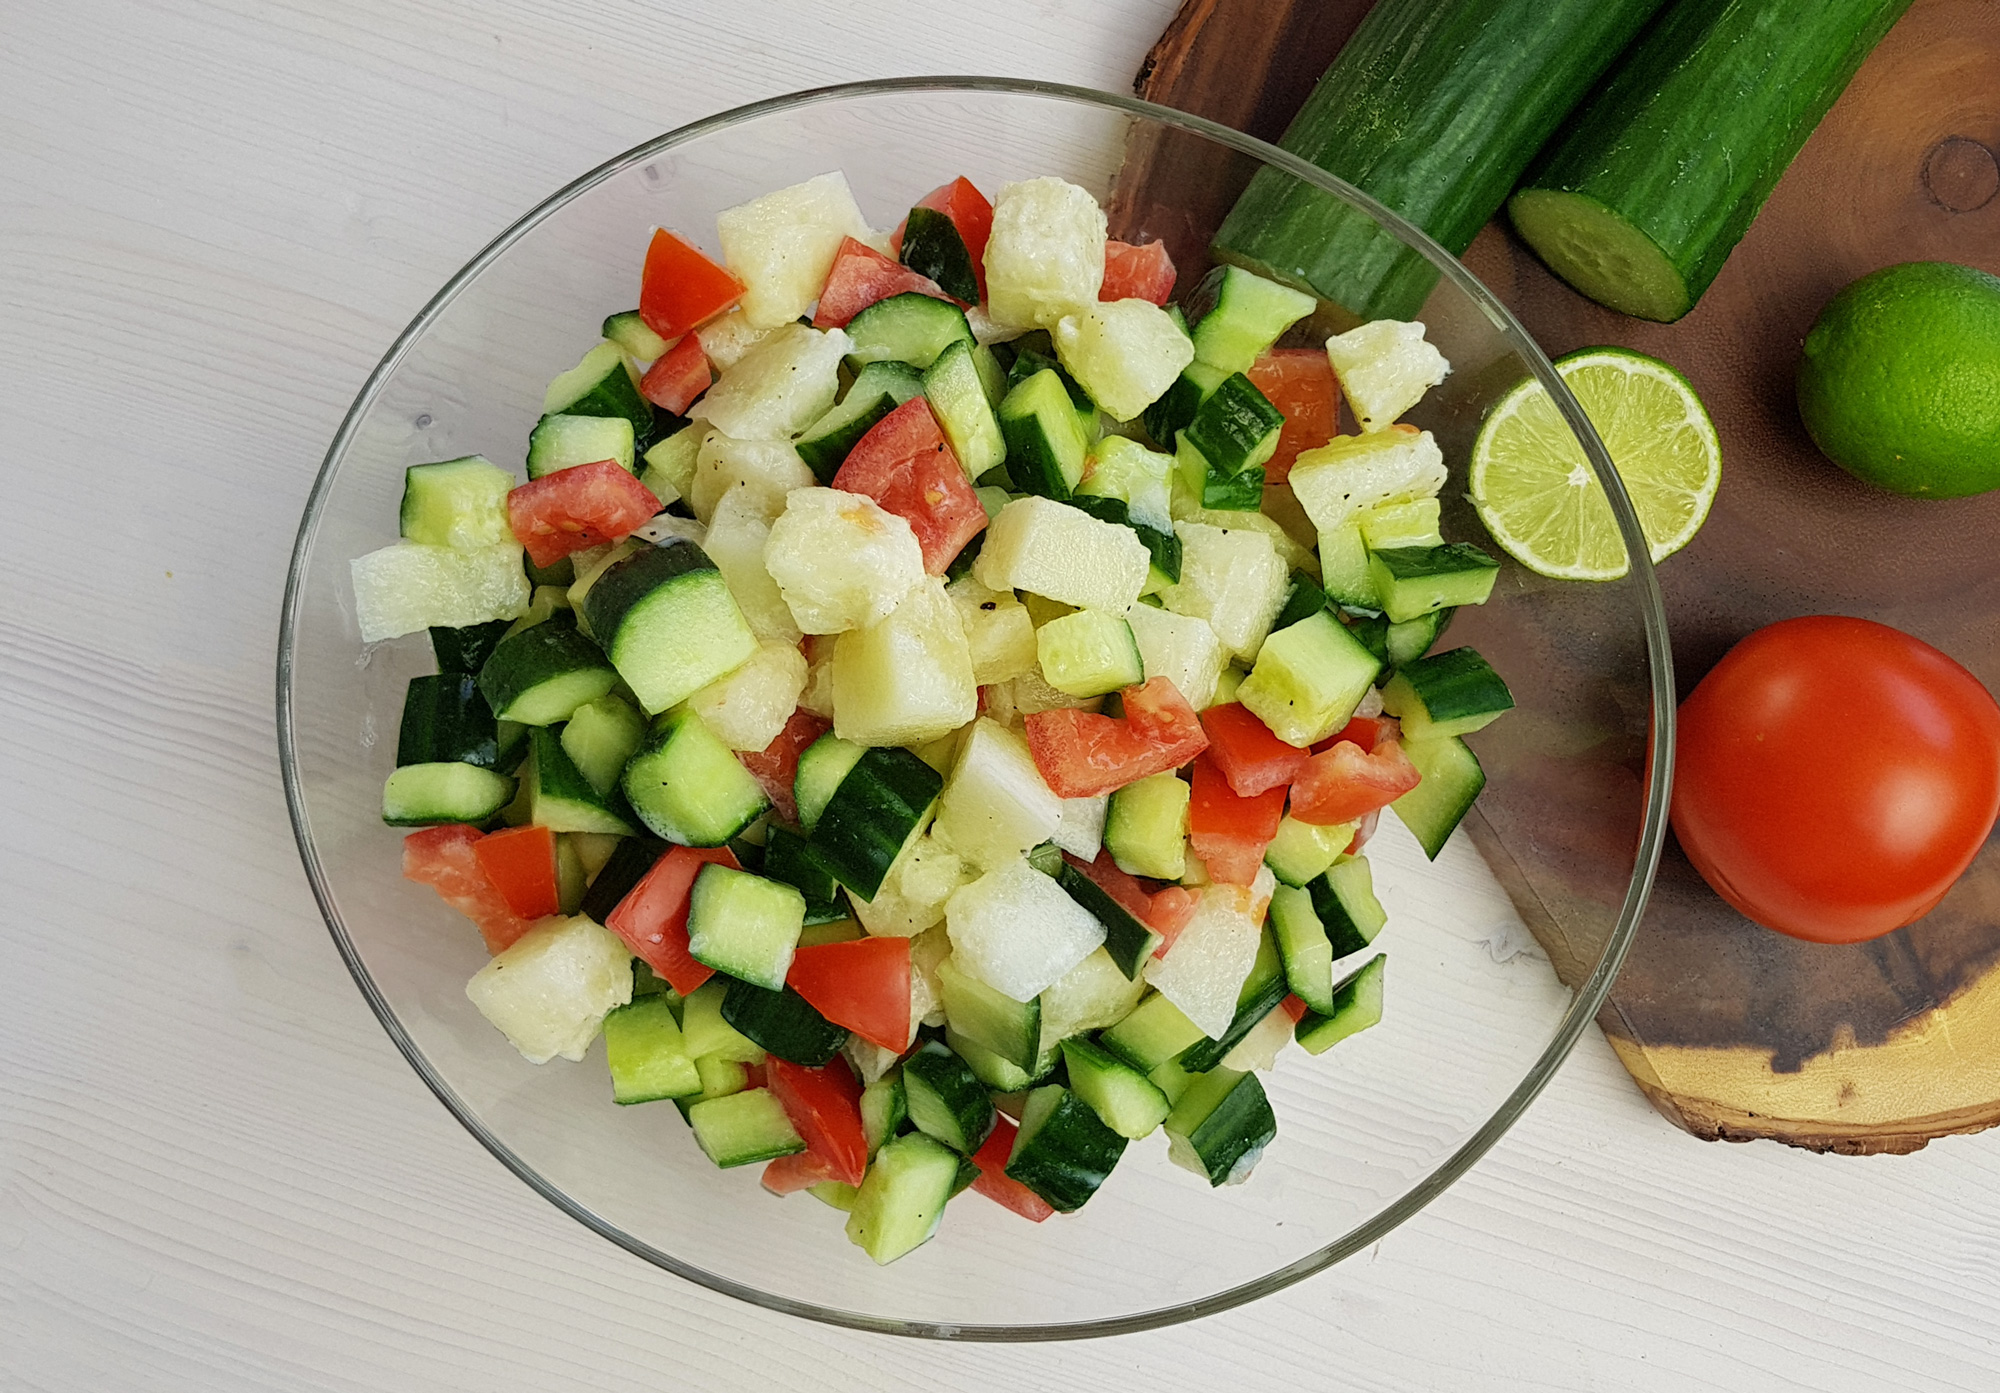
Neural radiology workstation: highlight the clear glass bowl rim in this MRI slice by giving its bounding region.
[276,74,1677,1342]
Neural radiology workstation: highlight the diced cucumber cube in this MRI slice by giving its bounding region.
[399,456,515,548]
[1099,990,1207,1073]
[1237,609,1383,747]
[1269,883,1335,1016]
[1380,647,1515,742]
[846,292,974,371]
[1311,856,1386,958]
[1163,1067,1276,1186]
[845,1131,961,1264]
[680,979,767,1065]
[999,369,1093,499]
[686,864,806,990]
[1060,1038,1171,1140]
[923,339,1006,478]
[1391,735,1486,860]
[1359,496,1443,550]
[1367,543,1501,623]
[1263,814,1355,887]
[603,995,702,1104]
[686,1088,805,1168]
[1189,266,1316,375]
[1296,953,1386,1056]
[560,694,646,797]
[1079,435,1175,532]
[1104,771,1189,881]
[526,413,636,479]
[1316,520,1379,611]
[1004,1084,1129,1212]
[901,1041,997,1154]
[1036,609,1144,698]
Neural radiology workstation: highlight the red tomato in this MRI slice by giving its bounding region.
[1279,994,1310,1024]
[1200,702,1309,796]
[832,398,987,574]
[765,1057,869,1187]
[638,227,744,340]
[1187,753,1287,885]
[1314,713,1397,754]
[761,1149,841,1196]
[402,825,534,953]
[738,707,831,826]
[968,1114,1054,1222]
[813,237,955,328]
[639,332,712,415]
[470,824,559,920]
[1100,239,1177,305]
[1247,349,1338,485]
[603,845,740,994]
[1289,739,1421,825]
[1024,676,1210,799]
[786,936,913,1053]
[891,177,994,299]
[1672,615,2000,944]
[507,461,660,568]
[1145,884,1198,956]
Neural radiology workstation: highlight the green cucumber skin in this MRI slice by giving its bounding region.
[1512,0,1914,321]
[1212,0,1670,321]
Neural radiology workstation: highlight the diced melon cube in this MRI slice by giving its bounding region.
[697,323,851,440]
[1143,883,1263,1039]
[1158,522,1288,663]
[798,633,836,720]
[1169,489,1321,577]
[687,637,808,750]
[1125,603,1227,710]
[1038,946,1146,1056]
[830,576,976,746]
[934,718,1064,870]
[910,923,951,1030]
[966,305,1028,347]
[694,308,774,369]
[1050,793,1109,863]
[981,669,1103,725]
[946,575,1038,685]
[852,834,974,938]
[465,915,633,1064]
[946,857,1106,1002]
[1054,299,1194,422]
[350,541,530,643]
[1288,425,1448,533]
[844,1035,904,1086]
[689,430,814,524]
[1324,320,1450,432]
[717,172,874,328]
[765,487,926,633]
[703,489,800,644]
[984,177,1107,331]
[973,496,1150,612]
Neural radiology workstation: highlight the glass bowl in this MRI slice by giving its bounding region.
[278,77,1674,1340]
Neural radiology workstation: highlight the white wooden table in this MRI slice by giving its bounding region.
[5,2,1998,1386]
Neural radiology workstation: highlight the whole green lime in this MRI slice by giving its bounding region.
[1796,261,2000,498]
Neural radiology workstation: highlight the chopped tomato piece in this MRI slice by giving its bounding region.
[1315,713,1398,754]
[639,332,712,415]
[1025,677,1210,799]
[786,936,913,1054]
[603,845,740,994]
[761,1148,841,1196]
[1188,753,1287,885]
[638,228,744,341]
[813,237,955,328]
[766,1057,869,1187]
[832,398,987,574]
[890,178,994,298]
[1352,808,1381,853]
[470,824,560,920]
[968,1114,1054,1222]
[1100,239,1177,305]
[1146,884,1199,955]
[1290,739,1422,826]
[743,1059,768,1091]
[1280,994,1310,1023]
[738,707,831,825]
[1200,702,1309,797]
[1247,349,1338,484]
[507,460,660,568]
[402,825,534,953]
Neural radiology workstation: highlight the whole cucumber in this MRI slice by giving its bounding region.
[1211,0,1672,322]
[1510,0,1915,322]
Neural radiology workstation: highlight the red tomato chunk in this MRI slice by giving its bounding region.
[766,1056,869,1188]
[787,936,913,1054]
[1188,753,1287,885]
[891,177,994,298]
[1247,349,1338,485]
[814,237,955,329]
[470,823,560,921]
[1024,677,1209,799]
[507,461,659,568]
[738,707,831,826]
[639,331,712,415]
[402,825,535,954]
[761,1148,841,1196]
[833,398,987,574]
[604,845,740,995]
[968,1114,1054,1222]
[1290,739,1421,826]
[1200,702,1308,797]
[1100,239,1177,305]
[638,227,744,341]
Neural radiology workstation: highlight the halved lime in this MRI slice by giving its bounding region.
[1470,347,1720,581]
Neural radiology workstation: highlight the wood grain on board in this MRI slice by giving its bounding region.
[1117,0,2000,1153]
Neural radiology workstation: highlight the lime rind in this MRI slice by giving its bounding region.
[1470,347,1720,582]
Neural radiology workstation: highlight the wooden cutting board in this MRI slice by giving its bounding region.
[1113,0,2000,1154]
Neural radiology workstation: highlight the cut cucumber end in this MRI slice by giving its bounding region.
[1508,189,1690,324]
